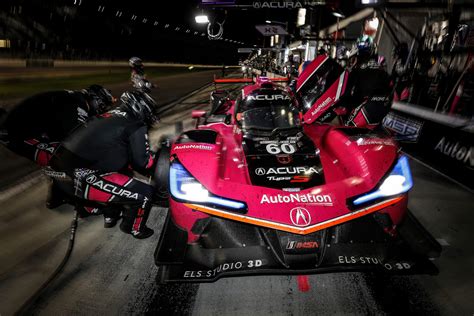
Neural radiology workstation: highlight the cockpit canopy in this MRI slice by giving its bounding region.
[236,87,301,131]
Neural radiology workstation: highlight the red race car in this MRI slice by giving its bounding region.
[153,76,441,283]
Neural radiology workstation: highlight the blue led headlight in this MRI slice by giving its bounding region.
[353,155,413,206]
[169,161,246,211]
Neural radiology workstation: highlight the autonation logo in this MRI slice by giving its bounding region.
[260,193,332,205]
[252,1,324,9]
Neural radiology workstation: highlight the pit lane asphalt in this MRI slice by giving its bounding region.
[1,78,473,315]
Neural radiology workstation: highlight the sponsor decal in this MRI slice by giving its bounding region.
[434,137,473,168]
[174,144,213,151]
[108,109,128,117]
[247,94,291,101]
[382,112,423,142]
[183,259,264,278]
[283,187,301,192]
[311,96,333,116]
[370,96,389,102]
[86,174,98,184]
[255,166,320,176]
[260,193,332,205]
[355,137,396,147]
[254,166,318,182]
[43,168,67,179]
[74,168,95,179]
[290,207,311,226]
[36,143,48,150]
[337,256,412,270]
[77,107,88,123]
[286,240,319,250]
[86,176,139,200]
[252,1,324,9]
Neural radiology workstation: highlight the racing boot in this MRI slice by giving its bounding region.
[45,180,67,209]
[104,217,119,228]
[102,206,122,228]
[119,205,153,239]
[132,226,154,239]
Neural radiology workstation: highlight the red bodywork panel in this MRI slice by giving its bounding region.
[170,80,407,243]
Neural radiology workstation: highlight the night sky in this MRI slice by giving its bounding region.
[0,0,352,64]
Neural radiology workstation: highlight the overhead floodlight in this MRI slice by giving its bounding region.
[195,15,209,24]
[297,8,306,26]
[265,20,272,24]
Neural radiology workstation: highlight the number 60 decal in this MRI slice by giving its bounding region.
[266,143,296,154]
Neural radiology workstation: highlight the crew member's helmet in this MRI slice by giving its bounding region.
[86,84,115,115]
[120,91,159,126]
[356,35,376,58]
[129,57,144,71]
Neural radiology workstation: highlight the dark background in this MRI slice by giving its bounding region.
[0,0,353,64]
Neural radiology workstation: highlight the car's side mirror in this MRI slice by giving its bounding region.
[192,110,206,119]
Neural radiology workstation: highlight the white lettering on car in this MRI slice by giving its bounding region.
[246,94,291,101]
[311,96,333,116]
[174,144,213,151]
[183,259,264,278]
[255,166,320,176]
[265,143,296,155]
[260,193,332,205]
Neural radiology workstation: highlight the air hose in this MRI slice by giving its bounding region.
[15,210,79,315]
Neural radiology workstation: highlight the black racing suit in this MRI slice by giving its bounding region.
[339,59,392,128]
[3,90,92,166]
[50,109,155,235]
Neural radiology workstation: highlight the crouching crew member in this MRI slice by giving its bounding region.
[50,91,159,239]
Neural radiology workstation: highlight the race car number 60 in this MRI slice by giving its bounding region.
[266,143,296,154]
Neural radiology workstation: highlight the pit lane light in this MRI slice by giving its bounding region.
[195,15,209,24]
[170,161,246,210]
[353,156,413,206]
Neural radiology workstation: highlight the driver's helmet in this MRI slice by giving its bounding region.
[356,35,375,58]
[236,87,301,132]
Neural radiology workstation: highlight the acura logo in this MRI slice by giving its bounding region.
[290,207,311,227]
[86,174,98,184]
[255,168,266,176]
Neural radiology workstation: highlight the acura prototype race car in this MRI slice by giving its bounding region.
[154,75,441,283]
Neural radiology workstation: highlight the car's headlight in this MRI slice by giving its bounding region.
[169,161,247,211]
[352,155,413,206]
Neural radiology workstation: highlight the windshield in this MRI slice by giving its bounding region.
[241,105,301,130]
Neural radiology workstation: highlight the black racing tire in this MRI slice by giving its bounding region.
[153,141,171,207]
